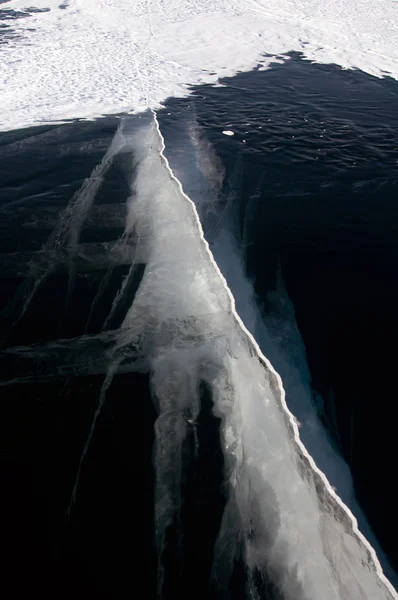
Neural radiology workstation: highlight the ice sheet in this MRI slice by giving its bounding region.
[3,111,396,599]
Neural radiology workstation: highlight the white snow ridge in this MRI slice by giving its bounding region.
[6,110,396,598]
[89,112,398,599]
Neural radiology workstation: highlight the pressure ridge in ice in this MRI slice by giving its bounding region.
[116,113,398,600]
[1,0,398,130]
[3,112,397,599]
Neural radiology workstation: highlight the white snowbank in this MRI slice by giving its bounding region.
[1,0,398,131]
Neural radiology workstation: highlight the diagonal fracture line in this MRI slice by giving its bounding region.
[151,109,398,599]
[66,360,120,516]
[5,126,124,330]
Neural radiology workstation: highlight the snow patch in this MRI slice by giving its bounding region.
[1,0,398,130]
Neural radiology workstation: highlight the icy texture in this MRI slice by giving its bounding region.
[159,112,398,584]
[95,113,398,599]
[1,0,398,130]
[4,112,396,598]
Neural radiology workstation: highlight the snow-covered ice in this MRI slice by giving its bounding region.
[1,0,398,130]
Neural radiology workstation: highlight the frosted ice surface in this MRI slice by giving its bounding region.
[1,0,398,129]
[2,109,397,598]
[109,114,398,599]
[159,114,398,591]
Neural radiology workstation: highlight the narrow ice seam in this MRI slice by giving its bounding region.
[151,108,398,598]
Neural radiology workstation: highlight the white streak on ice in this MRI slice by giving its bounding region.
[167,117,396,582]
[103,112,396,599]
[2,126,125,327]
[152,114,398,600]
[2,111,397,597]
